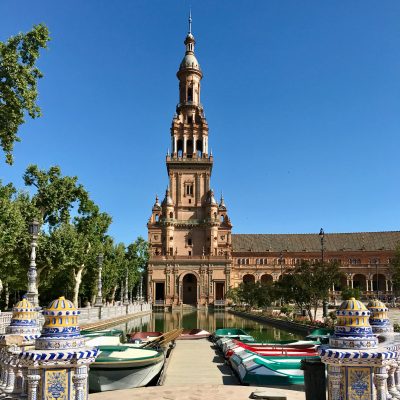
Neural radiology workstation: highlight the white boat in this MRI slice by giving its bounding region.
[89,345,165,392]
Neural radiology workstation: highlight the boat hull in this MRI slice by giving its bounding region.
[89,357,164,392]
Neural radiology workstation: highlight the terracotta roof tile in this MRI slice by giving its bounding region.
[232,231,400,253]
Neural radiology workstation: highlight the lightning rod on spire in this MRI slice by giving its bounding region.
[188,9,192,34]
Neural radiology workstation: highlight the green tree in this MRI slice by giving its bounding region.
[226,281,274,310]
[101,241,127,302]
[277,260,341,322]
[341,286,361,300]
[23,164,90,289]
[0,24,50,164]
[390,245,400,295]
[70,201,112,306]
[23,165,88,227]
[127,237,148,298]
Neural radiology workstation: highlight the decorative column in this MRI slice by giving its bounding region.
[183,136,187,156]
[177,173,182,205]
[395,364,400,392]
[26,368,40,400]
[94,253,104,306]
[374,366,388,400]
[327,365,342,400]
[26,219,40,308]
[319,297,379,400]
[193,135,197,155]
[73,365,88,400]
[195,173,201,205]
[20,297,98,400]
[387,364,399,398]
[124,268,129,305]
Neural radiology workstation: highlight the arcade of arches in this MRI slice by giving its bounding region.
[146,18,400,308]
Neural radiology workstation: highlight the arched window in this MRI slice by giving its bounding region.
[196,139,203,158]
[187,140,193,157]
[169,212,173,218]
[177,139,183,157]
[155,214,159,222]
[188,86,193,102]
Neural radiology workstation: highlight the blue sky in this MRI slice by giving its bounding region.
[1,1,399,245]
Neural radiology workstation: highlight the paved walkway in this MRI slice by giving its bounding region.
[90,384,304,400]
[163,339,238,386]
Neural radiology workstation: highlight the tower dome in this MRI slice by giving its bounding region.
[152,195,161,210]
[367,299,393,333]
[178,11,202,74]
[162,188,174,207]
[36,296,86,350]
[329,297,378,349]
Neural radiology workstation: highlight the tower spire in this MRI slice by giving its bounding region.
[188,9,192,34]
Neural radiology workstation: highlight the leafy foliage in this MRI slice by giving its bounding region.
[390,245,400,294]
[226,281,275,309]
[276,260,341,322]
[341,286,361,300]
[0,165,148,307]
[0,24,50,164]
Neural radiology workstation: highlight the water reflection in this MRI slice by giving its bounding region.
[110,311,302,342]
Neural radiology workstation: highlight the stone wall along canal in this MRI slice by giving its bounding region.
[111,310,303,341]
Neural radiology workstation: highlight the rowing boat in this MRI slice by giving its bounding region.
[231,351,319,386]
[178,329,211,340]
[89,345,165,392]
[212,328,255,343]
[126,331,163,344]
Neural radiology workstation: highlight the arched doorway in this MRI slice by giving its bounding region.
[353,274,366,291]
[261,274,273,285]
[372,274,386,293]
[243,274,255,284]
[182,274,197,304]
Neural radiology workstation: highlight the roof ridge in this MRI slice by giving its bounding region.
[232,231,400,236]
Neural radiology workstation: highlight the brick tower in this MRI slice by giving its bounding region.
[147,14,233,308]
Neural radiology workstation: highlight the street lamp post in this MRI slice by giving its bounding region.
[124,268,129,305]
[120,280,124,304]
[26,219,40,308]
[279,251,283,306]
[319,228,328,318]
[94,253,104,306]
[375,259,379,299]
[139,276,144,303]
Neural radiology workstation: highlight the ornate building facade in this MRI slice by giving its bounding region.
[146,20,400,308]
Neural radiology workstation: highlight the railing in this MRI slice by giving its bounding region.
[77,302,151,324]
[0,304,151,337]
[154,300,165,306]
[0,313,12,334]
[214,300,225,306]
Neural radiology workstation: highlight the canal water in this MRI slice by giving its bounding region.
[112,310,303,342]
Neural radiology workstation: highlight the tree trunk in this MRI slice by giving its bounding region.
[307,308,313,322]
[111,285,117,302]
[72,265,85,307]
[4,283,9,310]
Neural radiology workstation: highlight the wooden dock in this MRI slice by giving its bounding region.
[163,339,238,386]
